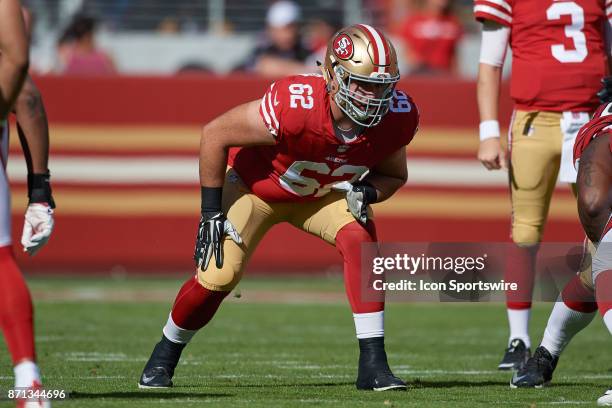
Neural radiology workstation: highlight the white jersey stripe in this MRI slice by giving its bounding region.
[260,94,273,128]
[474,4,512,23]
[360,24,387,74]
[267,84,280,131]
[477,0,512,14]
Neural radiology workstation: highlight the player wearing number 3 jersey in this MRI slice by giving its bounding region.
[474,0,612,372]
[139,24,419,391]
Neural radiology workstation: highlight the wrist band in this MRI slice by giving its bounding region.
[201,186,222,213]
[479,120,501,141]
[28,172,56,208]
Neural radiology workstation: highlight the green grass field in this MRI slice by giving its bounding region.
[1,275,611,407]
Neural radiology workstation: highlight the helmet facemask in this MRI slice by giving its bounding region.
[332,65,399,127]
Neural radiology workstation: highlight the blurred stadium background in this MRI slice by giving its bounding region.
[8,0,582,274]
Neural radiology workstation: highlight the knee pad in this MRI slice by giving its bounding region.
[511,225,542,246]
[196,243,245,292]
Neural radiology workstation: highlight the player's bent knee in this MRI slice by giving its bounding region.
[197,264,242,292]
[511,226,542,247]
[196,244,246,292]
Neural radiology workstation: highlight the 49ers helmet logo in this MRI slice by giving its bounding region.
[333,34,354,60]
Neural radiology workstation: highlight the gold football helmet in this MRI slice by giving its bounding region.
[320,24,400,127]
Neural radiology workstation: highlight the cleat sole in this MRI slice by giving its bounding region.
[509,380,549,389]
[138,383,172,389]
[373,384,408,391]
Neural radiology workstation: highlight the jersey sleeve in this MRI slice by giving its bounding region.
[259,81,284,139]
[259,75,324,142]
[607,0,612,23]
[474,0,513,27]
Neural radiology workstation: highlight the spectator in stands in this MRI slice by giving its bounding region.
[246,0,311,78]
[304,15,342,70]
[57,14,116,75]
[398,0,462,75]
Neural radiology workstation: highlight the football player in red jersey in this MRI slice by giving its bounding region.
[139,24,418,391]
[5,77,55,408]
[0,2,56,407]
[3,78,55,408]
[474,0,611,370]
[511,93,612,396]
[574,102,612,406]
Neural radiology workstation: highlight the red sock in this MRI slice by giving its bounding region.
[562,273,597,313]
[505,244,538,310]
[170,276,229,330]
[596,270,612,317]
[336,221,384,314]
[0,246,35,364]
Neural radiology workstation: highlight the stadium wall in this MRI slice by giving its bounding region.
[9,75,581,274]
[34,75,514,127]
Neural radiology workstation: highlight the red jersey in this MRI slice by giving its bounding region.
[573,102,612,168]
[228,75,419,202]
[399,13,463,71]
[474,0,610,112]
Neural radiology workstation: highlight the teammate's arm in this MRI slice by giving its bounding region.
[14,76,49,174]
[477,20,509,171]
[0,0,29,119]
[195,99,276,270]
[13,76,55,256]
[576,134,612,243]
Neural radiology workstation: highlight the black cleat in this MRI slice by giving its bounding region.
[139,366,173,388]
[138,335,186,389]
[356,337,407,391]
[498,338,530,371]
[510,346,558,388]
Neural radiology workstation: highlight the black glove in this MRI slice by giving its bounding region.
[28,172,55,208]
[597,76,612,104]
[194,186,242,270]
[345,181,378,225]
[194,211,242,270]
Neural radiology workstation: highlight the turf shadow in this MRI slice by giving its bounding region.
[409,380,514,388]
[211,381,355,388]
[408,379,588,389]
[67,391,233,399]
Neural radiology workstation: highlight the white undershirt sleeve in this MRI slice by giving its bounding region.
[479,21,510,67]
